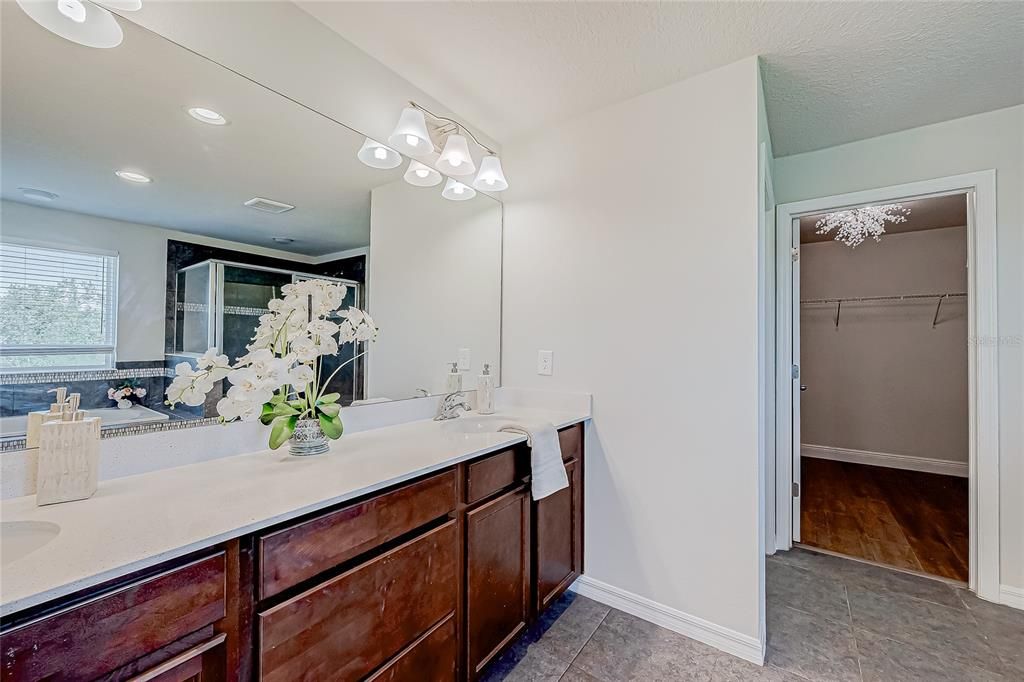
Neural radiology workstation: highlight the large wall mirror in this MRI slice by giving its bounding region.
[0,4,502,446]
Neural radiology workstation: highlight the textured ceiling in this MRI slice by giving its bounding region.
[298,1,1024,156]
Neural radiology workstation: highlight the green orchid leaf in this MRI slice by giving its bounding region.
[288,399,307,409]
[317,392,341,404]
[259,403,276,426]
[319,413,344,439]
[272,402,300,417]
[317,402,341,417]
[269,393,285,405]
[269,415,297,450]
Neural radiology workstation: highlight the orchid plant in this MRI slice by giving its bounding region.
[165,279,378,449]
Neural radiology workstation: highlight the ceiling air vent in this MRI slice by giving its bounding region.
[244,197,295,214]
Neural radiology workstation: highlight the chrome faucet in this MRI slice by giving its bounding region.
[434,391,471,421]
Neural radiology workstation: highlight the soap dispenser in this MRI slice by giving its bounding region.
[36,392,101,506]
[26,387,68,448]
[445,362,462,393]
[477,363,495,415]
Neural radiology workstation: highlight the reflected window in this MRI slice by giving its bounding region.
[0,241,118,370]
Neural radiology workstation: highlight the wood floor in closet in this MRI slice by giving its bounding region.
[799,457,969,582]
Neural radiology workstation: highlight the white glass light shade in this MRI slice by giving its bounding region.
[387,107,433,156]
[435,134,476,176]
[403,160,442,187]
[17,0,124,48]
[357,138,402,170]
[472,155,508,192]
[441,178,476,201]
[94,0,142,10]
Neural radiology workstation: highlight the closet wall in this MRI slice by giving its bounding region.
[800,225,968,470]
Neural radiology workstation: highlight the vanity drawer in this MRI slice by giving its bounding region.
[558,423,583,462]
[0,553,226,682]
[466,447,527,504]
[258,469,456,599]
[258,521,457,682]
[366,614,456,682]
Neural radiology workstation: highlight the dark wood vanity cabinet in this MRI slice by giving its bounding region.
[0,422,585,682]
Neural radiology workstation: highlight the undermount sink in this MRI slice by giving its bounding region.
[439,414,514,435]
[1,521,61,566]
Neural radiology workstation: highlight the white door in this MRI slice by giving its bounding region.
[790,218,802,542]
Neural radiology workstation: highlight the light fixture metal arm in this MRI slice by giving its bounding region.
[408,101,497,156]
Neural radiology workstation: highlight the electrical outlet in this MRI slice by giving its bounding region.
[537,350,553,376]
[457,348,471,371]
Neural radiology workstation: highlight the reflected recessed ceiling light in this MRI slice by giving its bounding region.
[115,170,151,183]
[187,107,228,125]
[272,237,295,244]
[19,188,59,202]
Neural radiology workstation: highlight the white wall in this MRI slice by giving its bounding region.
[774,105,1023,591]
[0,200,314,362]
[367,181,502,399]
[502,57,764,647]
[801,226,968,465]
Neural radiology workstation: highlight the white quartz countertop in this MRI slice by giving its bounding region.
[0,408,587,615]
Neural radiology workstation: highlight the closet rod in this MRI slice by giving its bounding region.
[799,292,967,329]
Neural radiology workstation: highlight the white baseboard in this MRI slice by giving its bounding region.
[801,444,968,478]
[1000,585,1024,610]
[569,576,764,665]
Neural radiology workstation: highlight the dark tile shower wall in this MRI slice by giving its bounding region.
[0,361,168,418]
[164,239,366,353]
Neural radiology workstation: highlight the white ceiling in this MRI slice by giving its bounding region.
[299,1,1024,156]
[0,2,410,256]
[799,193,967,244]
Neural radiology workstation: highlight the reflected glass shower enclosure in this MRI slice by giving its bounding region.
[173,260,363,405]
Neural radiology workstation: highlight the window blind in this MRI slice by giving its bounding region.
[0,241,118,370]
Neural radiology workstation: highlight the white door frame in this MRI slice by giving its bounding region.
[772,170,1000,602]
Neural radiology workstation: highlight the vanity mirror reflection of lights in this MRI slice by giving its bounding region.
[0,3,502,448]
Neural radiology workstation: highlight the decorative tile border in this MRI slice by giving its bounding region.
[0,367,167,386]
[175,302,266,317]
[0,415,222,453]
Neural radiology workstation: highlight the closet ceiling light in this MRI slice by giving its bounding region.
[815,204,910,248]
[188,107,228,125]
[435,134,476,176]
[441,177,476,201]
[404,160,442,187]
[356,138,401,170]
[17,0,142,49]
[387,107,433,156]
[115,170,151,183]
[472,155,508,192]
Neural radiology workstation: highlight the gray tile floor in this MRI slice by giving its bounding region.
[481,548,1024,681]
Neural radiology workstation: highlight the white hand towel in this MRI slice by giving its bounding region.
[498,421,569,500]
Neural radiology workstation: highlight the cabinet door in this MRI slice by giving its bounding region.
[534,457,582,613]
[128,633,226,682]
[465,487,530,678]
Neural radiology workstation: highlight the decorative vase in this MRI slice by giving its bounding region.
[289,418,331,456]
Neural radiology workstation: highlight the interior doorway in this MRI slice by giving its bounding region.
[773,172,1000,600]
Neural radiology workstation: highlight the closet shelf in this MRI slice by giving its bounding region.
[800,292,966,328]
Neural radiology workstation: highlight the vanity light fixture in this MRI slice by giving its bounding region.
[441,178,476,201]
[19,187,60,202]
[472,155,508,192]
[387,107,433,156]
[357,138,402,170]
[115,170,151,183]
[17,0,142,49]
[187,107,228,125]
[403,160,443,187]
[435,134,476,177]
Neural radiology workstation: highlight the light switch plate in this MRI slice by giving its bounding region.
[537,350,553,376]
[457,348,471,371]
